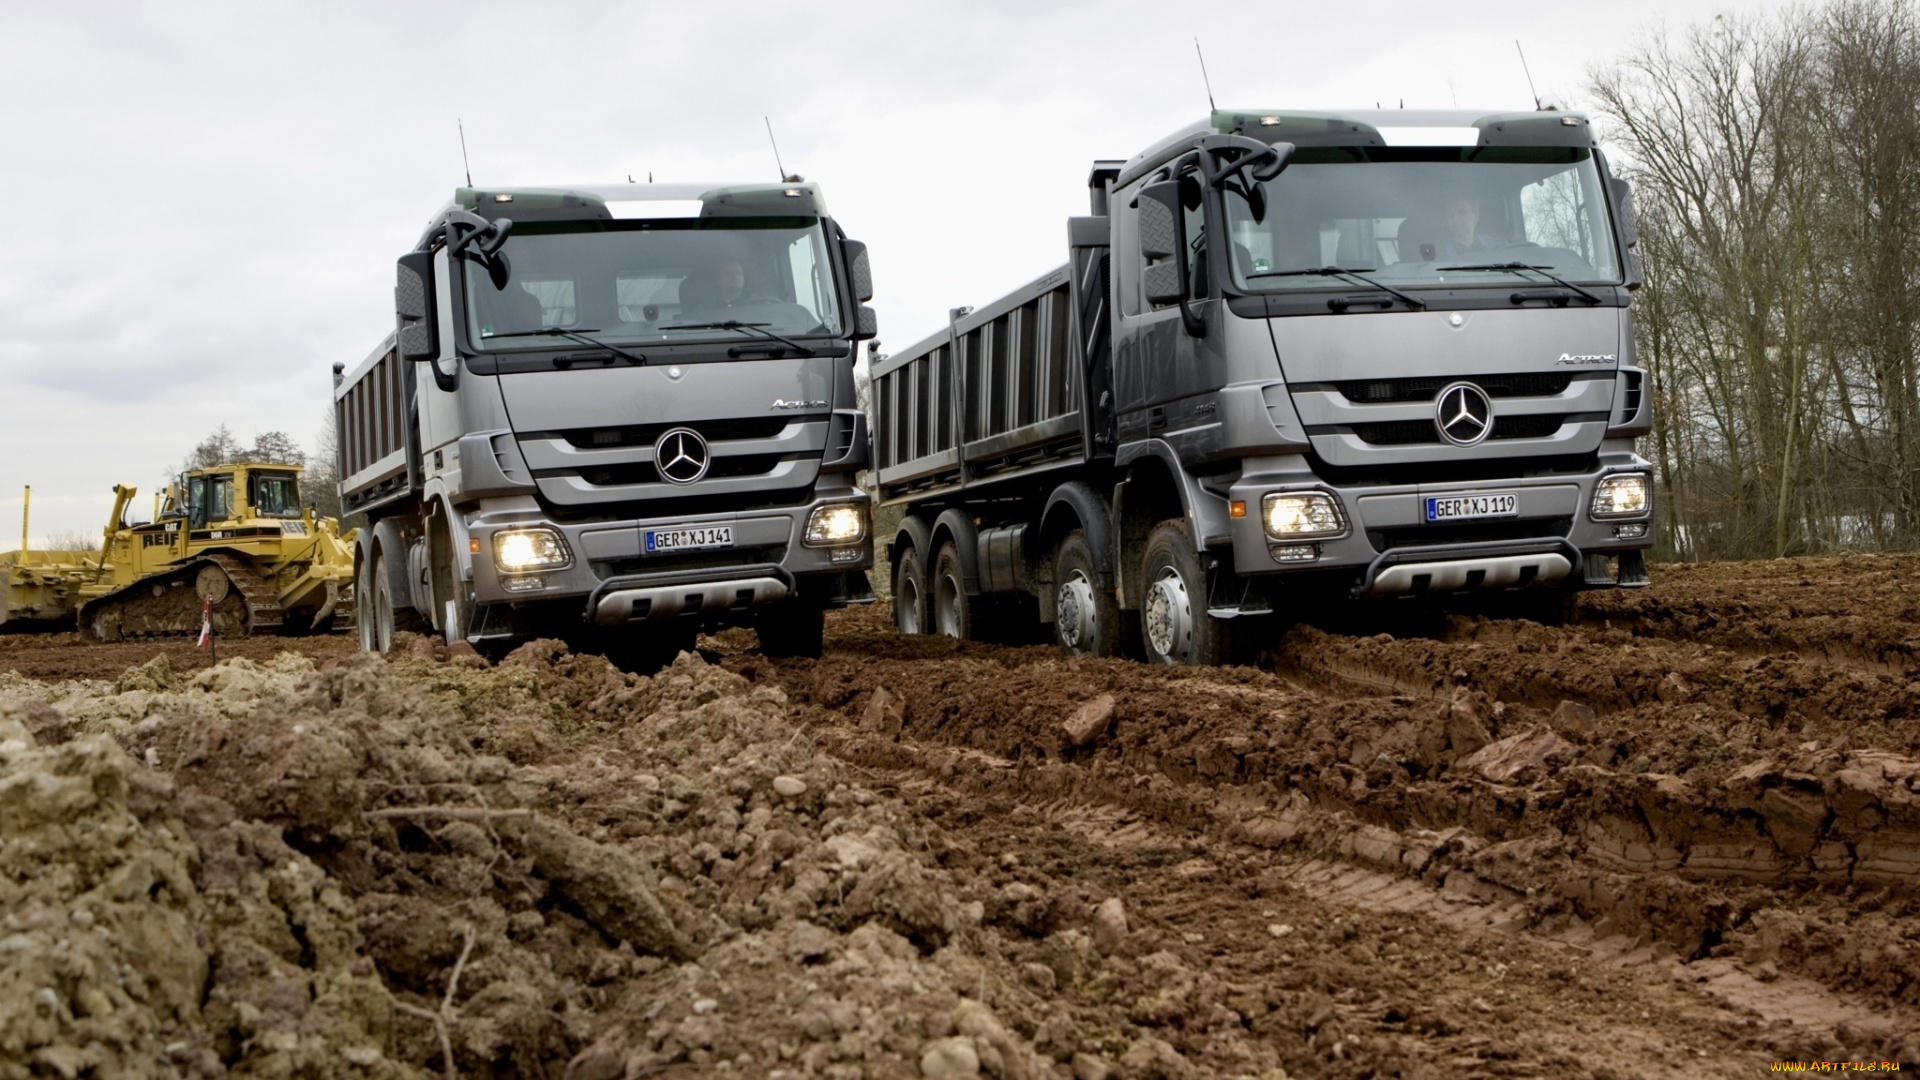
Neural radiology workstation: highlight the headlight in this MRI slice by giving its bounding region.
[1261,491,1347,540]
[804,504,868,547]
[1591,474,1651,519]
[493,528,572,571]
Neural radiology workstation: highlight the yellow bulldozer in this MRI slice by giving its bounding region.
[2,462,356,640]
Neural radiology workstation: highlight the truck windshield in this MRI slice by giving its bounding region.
[466,216,843,349]
[1223,146,1620,292]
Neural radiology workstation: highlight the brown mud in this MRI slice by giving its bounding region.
[0,554,1913,1077]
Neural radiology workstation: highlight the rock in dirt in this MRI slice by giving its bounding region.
[1550,699,1599,737]
[1091,896,1129,954]
[1460,726,1577,784]
[522,816,697,961]
[920,1035,981,1078]
[864,686,906,736]
[772,774,808,797]
[1062,693,1116,748]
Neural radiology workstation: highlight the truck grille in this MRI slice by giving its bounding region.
[1335,373,1573,403]
[1352,414,1565,446]
[560,417,789,450]
[577,454,790,487]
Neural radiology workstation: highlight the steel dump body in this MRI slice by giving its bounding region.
[337,181,876,655]
[876,108,1654,662]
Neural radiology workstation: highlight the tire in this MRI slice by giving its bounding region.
[757,602,825,658]
[931,542,973,640]
[362,548,424,655]
[893,544,928,634]
[1051,529,1121,657]
[1138,519,1227,666]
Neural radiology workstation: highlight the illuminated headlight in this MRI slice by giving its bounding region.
[1261,491,1347,540]
[1591,474,1651,519]
[804,504,868,547]
[493,528,572,571]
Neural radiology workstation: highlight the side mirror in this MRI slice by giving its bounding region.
[854,305,878,341]
[1137,181,1188,308]
[1609,177,1643,292]
[395,252,438,361]
[842,239,874,303]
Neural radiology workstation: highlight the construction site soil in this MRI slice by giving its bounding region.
[1,552,1916,1078]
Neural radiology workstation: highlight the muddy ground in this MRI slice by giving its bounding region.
[1,553,1916,1077]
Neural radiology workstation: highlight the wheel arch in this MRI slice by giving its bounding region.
[1114,451,1188,611]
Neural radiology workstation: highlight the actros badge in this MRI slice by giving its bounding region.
[770,399,828,410]
[1555,353,1618,365]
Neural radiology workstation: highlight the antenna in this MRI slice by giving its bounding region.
[1194,39,1217,112]
[764,117,793,183]
[1515,41,1541,110]
[458,118,473,186]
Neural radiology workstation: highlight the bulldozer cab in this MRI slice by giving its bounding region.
[178,463,303,529]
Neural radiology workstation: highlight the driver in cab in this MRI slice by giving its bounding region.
[1438,193,1497,259]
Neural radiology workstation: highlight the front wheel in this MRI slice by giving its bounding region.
[1139,520,1227,666]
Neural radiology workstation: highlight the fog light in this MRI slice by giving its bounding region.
[1612,522,1648,540]
[1270,543,1320,563]
[1261,491,1347,539]
[830,546,863,563]
[804,504,868,547]
[1591,473,1651,519]
[494,528,572,571]
[501,574,547,593]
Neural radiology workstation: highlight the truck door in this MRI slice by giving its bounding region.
[1113,168,1210,437]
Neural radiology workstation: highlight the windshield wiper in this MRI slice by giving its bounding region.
[1244,266,1427,311]
[660,320,818,358]
[1436,263,1603,305]
[481,327,648,366]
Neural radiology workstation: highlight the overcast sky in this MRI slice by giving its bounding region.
[1,0,1757,541]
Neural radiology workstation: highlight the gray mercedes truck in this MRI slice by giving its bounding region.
[335,181,876,661]
[872,108,1653,665]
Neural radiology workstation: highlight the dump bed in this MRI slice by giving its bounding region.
[333,334,415,514]
[871,224,1111,506]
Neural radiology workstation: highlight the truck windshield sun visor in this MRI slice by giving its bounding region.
[1222,146,1622,298]
[463,216,845,351]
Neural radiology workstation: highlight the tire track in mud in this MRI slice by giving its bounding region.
[717,582,1920,1064]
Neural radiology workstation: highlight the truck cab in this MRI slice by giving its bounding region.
[337,182,877,661]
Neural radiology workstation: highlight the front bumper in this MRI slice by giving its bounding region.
[462,488,873,634]
[1225,454,1653,598]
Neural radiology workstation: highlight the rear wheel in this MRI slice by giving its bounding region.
[757,602,825,658]
[893,544,929,634]
[1052,529,1120,657]
[1139,520,1227,666]
[931,542,973,640]
[363,548,423,654]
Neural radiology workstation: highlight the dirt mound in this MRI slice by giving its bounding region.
[6,642,1275,1078]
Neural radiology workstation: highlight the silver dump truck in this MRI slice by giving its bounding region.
[872,108,1653,664]
[335,181,876,661]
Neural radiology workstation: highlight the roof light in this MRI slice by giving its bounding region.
[493,193,513,203]
[784,188,803,197]
[1259,116,1281,126]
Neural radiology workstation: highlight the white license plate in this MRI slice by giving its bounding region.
[644,525,734,553]
[1424,491,1518,522]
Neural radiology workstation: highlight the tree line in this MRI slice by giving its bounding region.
[1592,0,1920,559]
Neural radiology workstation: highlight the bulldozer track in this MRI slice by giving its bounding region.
[80,554,287,642]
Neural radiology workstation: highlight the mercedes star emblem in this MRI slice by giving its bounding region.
[1434,382,1494,447]
[654,427,710,484]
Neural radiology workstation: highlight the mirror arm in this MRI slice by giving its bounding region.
[1177,298,1207,338]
